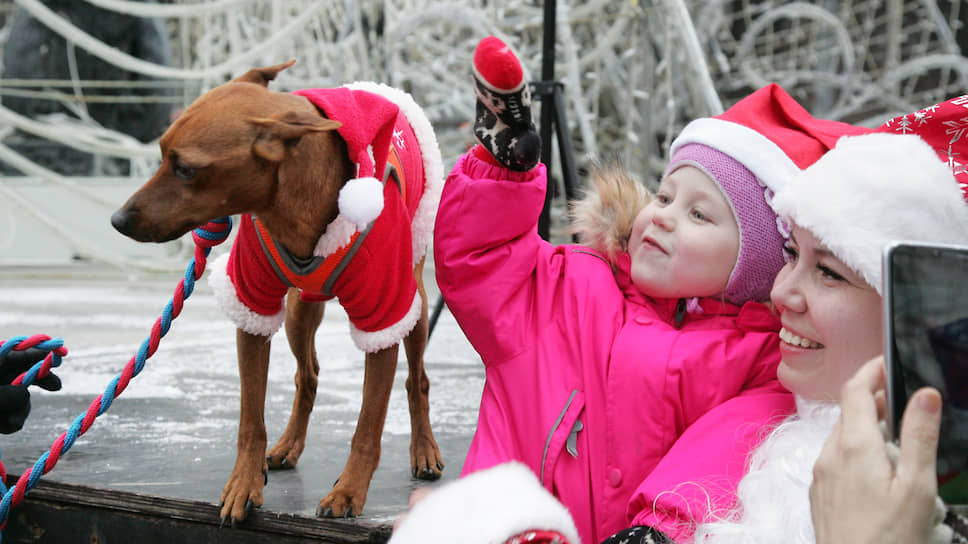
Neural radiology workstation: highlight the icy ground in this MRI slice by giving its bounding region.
[0,263,482,524]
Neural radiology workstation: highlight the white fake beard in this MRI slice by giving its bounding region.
[693,397,841,544]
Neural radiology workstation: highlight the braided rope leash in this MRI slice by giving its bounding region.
[0,335,68,388]
[0,217,232,535]
[0,335,67,498]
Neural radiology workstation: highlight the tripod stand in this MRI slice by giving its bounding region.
[428,1,579,338]
[534,0,581,241]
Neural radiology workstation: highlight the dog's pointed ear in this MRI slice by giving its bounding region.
[251,110,342,163]
[233,60,297,87]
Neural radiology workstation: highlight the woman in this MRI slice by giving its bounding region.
[678,120,968,542]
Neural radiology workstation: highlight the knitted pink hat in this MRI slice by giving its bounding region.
[665,84,871,304]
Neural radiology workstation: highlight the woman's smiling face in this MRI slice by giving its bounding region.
[769,226,884,401]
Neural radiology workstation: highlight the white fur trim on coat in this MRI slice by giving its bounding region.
[313,215,359,258]
[344,81,444,263]
[349,291,422,353]
[389,462,582,544]
[208,252,286,336]
[772,132,968,293]
[670,117,801,193]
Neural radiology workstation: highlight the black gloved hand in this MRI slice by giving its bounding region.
[0,384,30,434]
[472,36,541,172]
[600,525,673,544]
[0,346,62,391]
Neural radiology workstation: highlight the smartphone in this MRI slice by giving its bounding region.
[884,241,968,478]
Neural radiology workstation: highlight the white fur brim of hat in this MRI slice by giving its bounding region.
[388,462,581,544]
[670,117,801,193]
[772,132,968,294]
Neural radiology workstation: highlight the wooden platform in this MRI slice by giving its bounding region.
[2,474,391,544]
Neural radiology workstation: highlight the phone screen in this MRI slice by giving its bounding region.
[885,242,968,478]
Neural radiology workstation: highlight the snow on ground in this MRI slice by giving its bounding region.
[0,265,483,522]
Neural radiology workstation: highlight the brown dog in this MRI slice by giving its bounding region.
[111,62,444,524]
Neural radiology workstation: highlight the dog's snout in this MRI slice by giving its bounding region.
[111,208,136,237]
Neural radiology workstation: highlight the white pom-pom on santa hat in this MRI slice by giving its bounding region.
[338,176,384,231]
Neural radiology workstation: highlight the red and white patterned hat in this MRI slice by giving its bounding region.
[877,94,968,199]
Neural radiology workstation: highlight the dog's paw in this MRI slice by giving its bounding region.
[412,462,444,481]
[411,440,445,481]
[218,470,265,526]
[266,454,296,470]
[316,505,357,519]
[218,499,259,529]
[267,435,306,470]
[316,488,365,518]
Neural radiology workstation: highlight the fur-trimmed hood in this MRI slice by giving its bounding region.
[568,164,652,264]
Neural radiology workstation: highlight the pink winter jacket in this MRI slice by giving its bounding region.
[434,153,796,544]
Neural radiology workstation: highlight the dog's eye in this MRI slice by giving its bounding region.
[173,160,197,180]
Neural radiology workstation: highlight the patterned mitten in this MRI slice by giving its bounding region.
[472,36,541,172]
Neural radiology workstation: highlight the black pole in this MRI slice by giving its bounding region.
[537,0,557,241]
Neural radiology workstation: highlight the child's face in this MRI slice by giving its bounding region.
[628,166,739,300]
[770,226,883,401]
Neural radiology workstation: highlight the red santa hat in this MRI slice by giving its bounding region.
[667,84,871,303]
[772,94,968,294]
[670,84,873,193]
[292,85,403,231]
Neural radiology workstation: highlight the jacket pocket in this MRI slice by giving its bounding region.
[540,389,585,489]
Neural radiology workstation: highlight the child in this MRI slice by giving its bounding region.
[433,37,870,544]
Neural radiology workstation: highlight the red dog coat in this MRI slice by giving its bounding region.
[209,83,443,352]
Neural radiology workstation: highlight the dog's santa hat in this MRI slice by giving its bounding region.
[667,84,871,303]
[293,83,440,232]
[772,94,968,294]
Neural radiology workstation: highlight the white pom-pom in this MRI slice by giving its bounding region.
[338,177,384,231]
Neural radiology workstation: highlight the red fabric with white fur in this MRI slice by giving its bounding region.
[221,87,426,351]
[504,530,572,544]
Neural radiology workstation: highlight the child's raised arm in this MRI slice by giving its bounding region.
[434,38,613,365]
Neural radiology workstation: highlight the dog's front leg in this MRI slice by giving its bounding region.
[220,328,272,525]
[267,289,324,469]
[317,346,398,518]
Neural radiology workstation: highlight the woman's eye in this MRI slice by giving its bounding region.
[173,161,197,180]
[818,264,846,282]
[782,244,798,263]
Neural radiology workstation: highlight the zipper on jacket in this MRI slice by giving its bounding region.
[566,419,583,458]
[541,390,579,486]
[674,297,687,329]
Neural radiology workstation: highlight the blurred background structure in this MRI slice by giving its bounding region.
[0,0,965,266]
